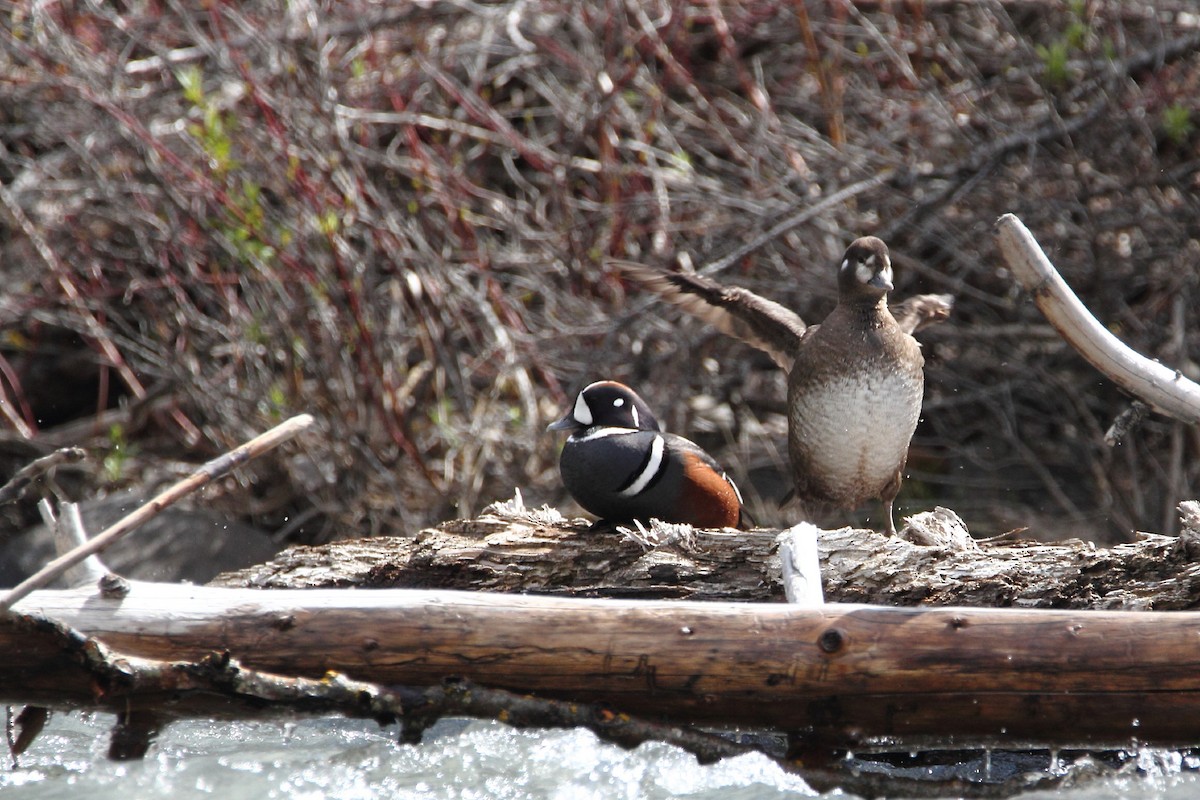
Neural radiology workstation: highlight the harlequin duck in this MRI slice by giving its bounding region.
[548,380,747,529]
[614,237,950,535]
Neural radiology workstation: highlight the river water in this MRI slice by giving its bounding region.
[4,712,1200,799]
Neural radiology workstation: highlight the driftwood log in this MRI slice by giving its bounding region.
[7,539,1200,749]
[214,499,1200,611]
[6,500,1200,740]
[6,505,1200,800]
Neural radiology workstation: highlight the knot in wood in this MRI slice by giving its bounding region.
[817,627,846,654]
[98,573,130,598]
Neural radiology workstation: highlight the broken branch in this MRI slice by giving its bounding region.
[995,214,1200,426]
[0,414,315,613]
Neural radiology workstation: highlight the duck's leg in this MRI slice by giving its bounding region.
[881,498,897,536]
[880,468,902,536]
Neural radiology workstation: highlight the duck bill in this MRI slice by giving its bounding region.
[868,274,894,292]
[547,415,578,432]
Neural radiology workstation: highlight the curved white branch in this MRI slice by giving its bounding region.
[995,214,1200,426]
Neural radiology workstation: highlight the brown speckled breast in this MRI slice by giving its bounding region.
[786,310,924,508]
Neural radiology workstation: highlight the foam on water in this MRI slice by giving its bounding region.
[0,713,819,800]
[4,712,1200,799]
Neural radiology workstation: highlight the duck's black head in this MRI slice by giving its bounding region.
[547,380,662,433]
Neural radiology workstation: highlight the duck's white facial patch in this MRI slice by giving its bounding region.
[573,391,593,426]
[630,403,639,428]
[618,434,665,497]
[855,259,874,285]
[879,263,894,286]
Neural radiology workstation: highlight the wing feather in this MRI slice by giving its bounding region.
[612,260,805,371]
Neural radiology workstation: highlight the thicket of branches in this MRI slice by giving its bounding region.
[0,0,1197,546]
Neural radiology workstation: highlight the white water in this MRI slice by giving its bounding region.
[4,712,1200,799]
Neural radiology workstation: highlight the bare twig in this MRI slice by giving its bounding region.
[0,448,86,506]
[995,214,1200,426]
[1104,401,1150,446]
[0,414,315,613]
[702,170,895,275]
[0,180,202,445]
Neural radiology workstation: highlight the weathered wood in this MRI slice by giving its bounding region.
[6,500,1200,751]
[213,502,1200,611]
[8,580,1200,746]
[0,413,316,612]
[996,213,1200,426]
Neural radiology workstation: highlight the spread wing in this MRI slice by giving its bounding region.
[891,293,954,336]
[611,260,806,371]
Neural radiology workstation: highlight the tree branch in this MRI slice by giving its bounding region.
[0,414,315,613]
[995,214,1200,426]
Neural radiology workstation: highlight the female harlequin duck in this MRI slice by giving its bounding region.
[614,238,952,536]
[548,381,748,529]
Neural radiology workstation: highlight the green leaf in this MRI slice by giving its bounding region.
[177,66,204,106]
[1162,104,1194,146]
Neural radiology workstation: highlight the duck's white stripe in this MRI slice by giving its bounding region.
[572,426,634,443]
[618,434,665,497]
[724,472,744,504]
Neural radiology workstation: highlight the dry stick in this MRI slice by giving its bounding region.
[995,214,1200,427]
[0,180,202,445]
[703,170,895,275]
[0,414,315,614]
[778,523,825,607]
[0,447,86,506]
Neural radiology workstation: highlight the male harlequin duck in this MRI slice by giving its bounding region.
[614,237,951,536]
[548,381,748,529]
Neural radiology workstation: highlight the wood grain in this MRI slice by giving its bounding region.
[9,582,1200,745]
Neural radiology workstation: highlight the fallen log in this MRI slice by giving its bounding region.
[6,497,1200,758]
[213,499,1200,611]
[8,577,1200,748]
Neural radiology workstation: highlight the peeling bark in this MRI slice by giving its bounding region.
[214,502,1200,611]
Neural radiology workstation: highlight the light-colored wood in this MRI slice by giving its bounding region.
[9,580,1200,744]
[778,523,824,605]
[995,213,1200,426]
[0,413,315,612]
[40,500,107,587]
